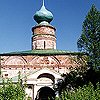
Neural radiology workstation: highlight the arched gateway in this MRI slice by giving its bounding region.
[36,73,55,100]
[26,68,61,100]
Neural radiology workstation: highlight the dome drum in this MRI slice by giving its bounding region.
[32,35,56,50]
[32,25,56,34]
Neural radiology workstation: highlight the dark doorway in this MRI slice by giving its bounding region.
[36,87,55,100]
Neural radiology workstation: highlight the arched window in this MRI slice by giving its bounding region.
[44,41,46,49]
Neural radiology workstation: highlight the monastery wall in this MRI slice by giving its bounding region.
[1,55,80,78]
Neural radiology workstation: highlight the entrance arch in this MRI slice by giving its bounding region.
[26,68,62,99]
[37,73,55,82]
[36,86,55,100]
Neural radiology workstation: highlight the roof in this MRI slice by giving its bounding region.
[0,49,86,56]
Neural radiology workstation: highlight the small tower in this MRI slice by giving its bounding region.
[32,1,56,50]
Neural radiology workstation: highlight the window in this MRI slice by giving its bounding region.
[44,41,46,49]
[5,74,8,76]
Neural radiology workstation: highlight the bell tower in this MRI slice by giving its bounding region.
[32,0,56,50]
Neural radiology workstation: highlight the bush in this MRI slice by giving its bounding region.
[59,82,100,100]
[0,79,26,100]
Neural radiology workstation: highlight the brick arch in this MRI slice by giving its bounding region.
[37,73,55,82]
[4,56,27,65]
[29,56,61,68]
[60,56,78,69]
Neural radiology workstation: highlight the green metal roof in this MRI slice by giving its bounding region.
[0,49,85,56]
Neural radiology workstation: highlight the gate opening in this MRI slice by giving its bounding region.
[36,86,55,100]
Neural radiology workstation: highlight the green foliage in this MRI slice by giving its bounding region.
[59,68,100,92]
[55,68,100,100]
[57,68,86,93]
[27,96,32,100]
[77,4,100,69]
[0,76,26,100]
[58,82,100,100]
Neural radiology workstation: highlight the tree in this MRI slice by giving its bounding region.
[55,5,100,100]
[0,72,26,100]
[77,5,100,70]
[0,80,26,100]
[58,82,100,100]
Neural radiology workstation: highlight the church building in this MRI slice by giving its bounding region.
[0,1,85,100]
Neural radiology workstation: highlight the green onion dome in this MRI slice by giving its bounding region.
[34,4,53,24]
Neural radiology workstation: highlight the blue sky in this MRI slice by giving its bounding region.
[0,0,100,53]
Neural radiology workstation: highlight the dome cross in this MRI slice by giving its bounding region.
[42,0,45,7]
